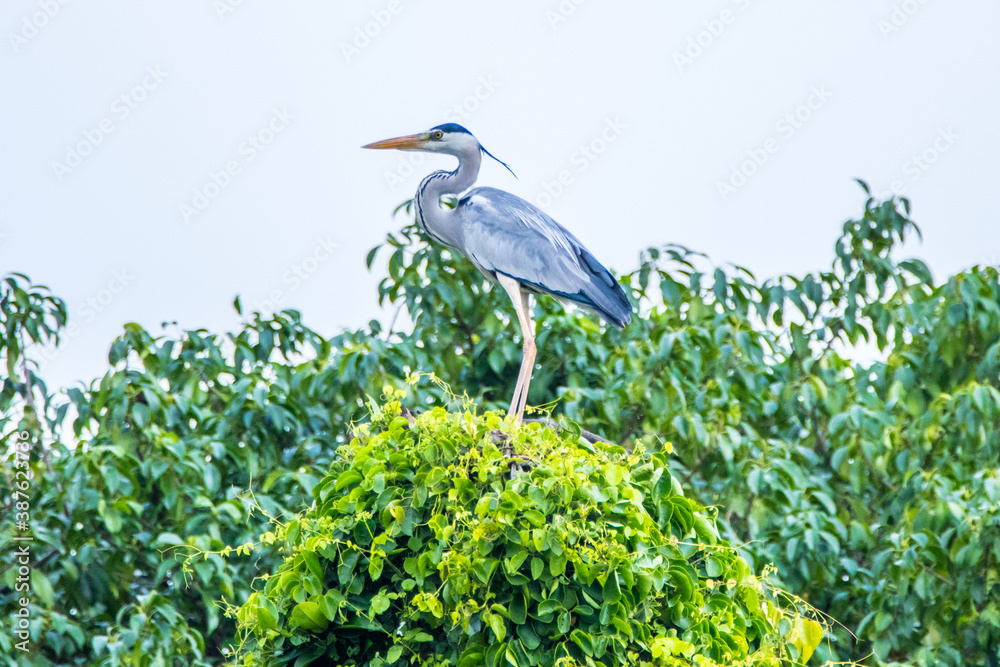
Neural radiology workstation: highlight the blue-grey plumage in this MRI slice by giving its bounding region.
[363,123,631,422]
[457,187,632,329]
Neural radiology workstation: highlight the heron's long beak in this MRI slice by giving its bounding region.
[362,133,428,150]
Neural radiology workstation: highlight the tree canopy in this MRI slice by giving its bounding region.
[1,185,998,666]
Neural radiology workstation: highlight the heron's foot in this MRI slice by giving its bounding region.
[490,428,536,478]
[490,429,514,458]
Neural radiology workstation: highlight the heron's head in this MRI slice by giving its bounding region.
[363,123,516,176]
[363,123,478,154]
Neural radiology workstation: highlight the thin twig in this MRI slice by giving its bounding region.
[385,303,403,341]
[616,409,644,449]
[681,447,712,486]
[523,418,612,445]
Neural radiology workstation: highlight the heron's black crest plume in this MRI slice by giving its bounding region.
[480,145,517,179]
[429,123,517,179]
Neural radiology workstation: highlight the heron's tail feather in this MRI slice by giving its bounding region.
[576,248,632,329]
[520,248,632,329]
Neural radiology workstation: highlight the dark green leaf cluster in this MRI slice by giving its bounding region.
[0,309,354,664]
[0,274,67,434]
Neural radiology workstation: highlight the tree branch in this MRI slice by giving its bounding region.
[523,418,612,445]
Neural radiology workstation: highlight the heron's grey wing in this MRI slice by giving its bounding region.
[457,187,631,328]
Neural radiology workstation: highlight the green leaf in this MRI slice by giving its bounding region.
[523,509,545,527]
[301,550,324,581]
[490,614,507,642]
[290,601,329,632]
[602,571,621,604]
[791,618,824,664]
[30,570,55,607]
[531,557,544,580]
[509,593,527,625]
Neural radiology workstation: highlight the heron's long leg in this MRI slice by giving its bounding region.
[514,293,535,419]
[497,274,536,422]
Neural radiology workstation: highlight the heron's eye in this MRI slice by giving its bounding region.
[432,131,444,140]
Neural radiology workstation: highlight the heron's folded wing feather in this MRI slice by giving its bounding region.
[457,188,631,327]
[458,188,590,290]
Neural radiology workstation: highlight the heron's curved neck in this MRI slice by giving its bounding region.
[415,148,481,248]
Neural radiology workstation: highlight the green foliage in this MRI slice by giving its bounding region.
[93,592,212,666]
[0,308,347,665]
[0,274,67,435]
[232,397,817,666]
[364,191,1000,666]
[1,185,998,666]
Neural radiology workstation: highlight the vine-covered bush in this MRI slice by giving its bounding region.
[231,395,821,666]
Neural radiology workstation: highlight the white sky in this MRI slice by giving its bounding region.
[2,0,998,390]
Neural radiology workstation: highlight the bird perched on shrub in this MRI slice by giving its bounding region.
[364,124,631,422]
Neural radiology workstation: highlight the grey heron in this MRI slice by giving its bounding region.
[363,123,631,422]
